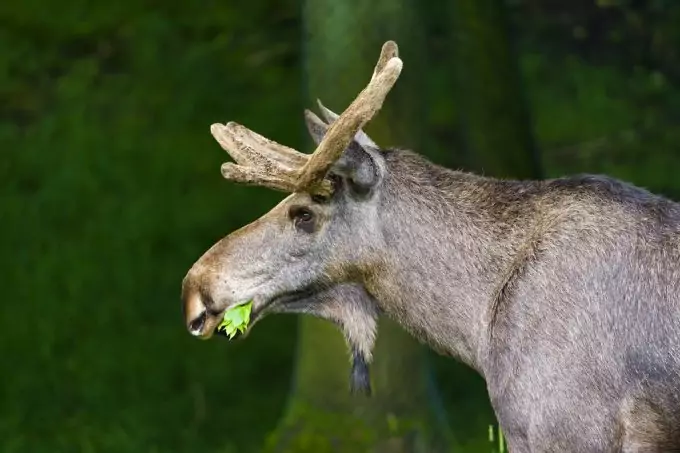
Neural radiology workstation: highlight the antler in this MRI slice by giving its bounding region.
[210,40,403,196]
[210,121,327,193]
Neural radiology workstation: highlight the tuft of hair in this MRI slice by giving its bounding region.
[349,347,372,396]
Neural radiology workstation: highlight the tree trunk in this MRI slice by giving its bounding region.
[263,1,453,452]
[451,0,542,179]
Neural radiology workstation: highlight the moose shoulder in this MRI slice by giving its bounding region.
[181,41,680,452]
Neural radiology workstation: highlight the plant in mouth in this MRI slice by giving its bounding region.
[217,300,253,339]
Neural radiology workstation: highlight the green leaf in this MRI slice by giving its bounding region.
[217,300,252,340]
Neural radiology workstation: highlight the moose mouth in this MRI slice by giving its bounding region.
[207,282,377,395]
[213,286,322,339]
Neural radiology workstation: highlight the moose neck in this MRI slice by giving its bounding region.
[364,149,536,376]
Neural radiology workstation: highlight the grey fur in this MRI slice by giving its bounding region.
[182,112,680,452]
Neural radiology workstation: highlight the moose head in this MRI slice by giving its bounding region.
[181,42,404,394]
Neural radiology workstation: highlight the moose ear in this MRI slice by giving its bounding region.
[331,141,381,196]
[304,109,330,146]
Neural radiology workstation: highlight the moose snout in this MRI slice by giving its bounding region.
[182,276,222,340]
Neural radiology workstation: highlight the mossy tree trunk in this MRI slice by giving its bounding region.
[263,2,453,452]
[451,0,542,179]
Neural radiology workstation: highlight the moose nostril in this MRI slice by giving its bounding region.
[189,310,207,334]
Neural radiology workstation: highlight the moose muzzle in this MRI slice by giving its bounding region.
[181,275,223,340]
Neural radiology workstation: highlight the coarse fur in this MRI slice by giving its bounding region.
[374,149,680,452]
[182,115,680,452]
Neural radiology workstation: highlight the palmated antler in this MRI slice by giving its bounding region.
[210,40,403,196]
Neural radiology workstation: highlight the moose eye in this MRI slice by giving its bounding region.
[290,206,316,234]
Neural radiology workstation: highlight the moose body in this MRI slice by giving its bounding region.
[181,41,680,452]
[371,151,680,452]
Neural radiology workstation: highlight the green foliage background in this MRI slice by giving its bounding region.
[2,0,680,451]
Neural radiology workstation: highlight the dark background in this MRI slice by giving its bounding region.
[3,0,680,452]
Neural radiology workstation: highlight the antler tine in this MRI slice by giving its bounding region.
[220,161,333,195]
[212,122,333,195]
[294,43,402,192]
[371,41,399,82]
[213,122,335,195]
[211,123,308,170]
[314,41,399,126]
[220,162,298,193]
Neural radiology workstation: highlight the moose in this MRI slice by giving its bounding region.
[181,41,680,452]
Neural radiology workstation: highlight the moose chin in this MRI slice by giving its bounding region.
[181,40,680,452]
